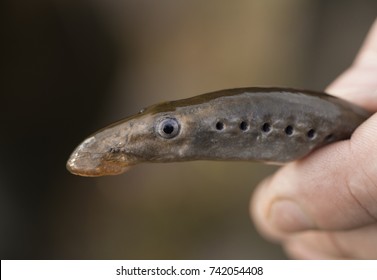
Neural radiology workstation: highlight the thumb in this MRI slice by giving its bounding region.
[251,113,377,241]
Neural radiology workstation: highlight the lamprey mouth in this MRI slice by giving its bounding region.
[66,136,131,176]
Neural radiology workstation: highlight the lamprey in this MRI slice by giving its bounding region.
[67,87,371,176]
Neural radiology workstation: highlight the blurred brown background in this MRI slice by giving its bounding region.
[1,0,376,259]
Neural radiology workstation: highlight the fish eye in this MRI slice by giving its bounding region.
[157,117,180,139]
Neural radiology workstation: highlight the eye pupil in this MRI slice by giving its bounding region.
[157,118,180,139]
[163,123,174,134]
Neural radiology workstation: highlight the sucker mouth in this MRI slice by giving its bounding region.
[66,151,131,177]
[66,150,100,176]
[66,135,132,176]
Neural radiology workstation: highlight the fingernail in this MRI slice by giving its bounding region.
[268,199,315,232]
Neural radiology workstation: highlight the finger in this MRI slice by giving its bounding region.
[355,19,377,67]
[251,113,377,241]
[327,68,377,111]
[283,224,377,259]
[327,19,377,110]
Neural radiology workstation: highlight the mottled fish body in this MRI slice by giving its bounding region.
[67,87,371,176]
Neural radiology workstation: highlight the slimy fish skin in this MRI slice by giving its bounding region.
[66,87,371,177]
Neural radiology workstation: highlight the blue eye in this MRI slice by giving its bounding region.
[157,118,180,139]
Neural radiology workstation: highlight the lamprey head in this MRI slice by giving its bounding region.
[66,102,191,176]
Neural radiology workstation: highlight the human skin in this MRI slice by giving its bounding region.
[250,19,377,259]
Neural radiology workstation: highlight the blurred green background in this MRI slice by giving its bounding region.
[1,0,376,259]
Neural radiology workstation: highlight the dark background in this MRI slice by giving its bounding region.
[1,0,376,259]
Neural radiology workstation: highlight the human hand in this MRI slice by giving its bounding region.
[250,19,377,259]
